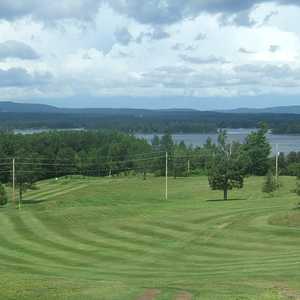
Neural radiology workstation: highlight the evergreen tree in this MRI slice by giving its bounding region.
[0,183,7,206]
[243,123,271,176]
[262,170,277,195]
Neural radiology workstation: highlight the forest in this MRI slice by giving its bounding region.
[1,111,300,133]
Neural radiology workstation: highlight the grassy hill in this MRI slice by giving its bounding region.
[1,176,300,300]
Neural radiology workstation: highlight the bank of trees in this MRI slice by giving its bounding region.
[0,126,299,204]
[2,110,300,134]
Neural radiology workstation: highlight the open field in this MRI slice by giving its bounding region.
[0,176,300,300]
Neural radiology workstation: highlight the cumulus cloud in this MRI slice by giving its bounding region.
[0,68,52,87]
[0,0,300,104]
[0,40,39,60]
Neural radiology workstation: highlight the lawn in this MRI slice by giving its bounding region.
[0,175,299,300]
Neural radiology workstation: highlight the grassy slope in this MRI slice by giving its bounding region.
[0,176,300,300]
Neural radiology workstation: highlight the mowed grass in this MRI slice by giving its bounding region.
[0,175,300,300]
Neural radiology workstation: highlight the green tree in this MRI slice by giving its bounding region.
[207,130,245,200]
[0,183,7,206]
[262,170,277,195]
[243,124,271,176]
[173,141,188,178]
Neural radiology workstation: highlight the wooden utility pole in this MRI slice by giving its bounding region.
[165,152,168,200]
[12,158,16,207]
[275,144,279,184]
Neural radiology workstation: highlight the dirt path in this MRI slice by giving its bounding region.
[137,289,160,300]
[277,286,300,299]
[174,291,193,300]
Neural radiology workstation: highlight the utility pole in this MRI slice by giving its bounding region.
[12,158,15,207]
[187,159,190,177]
[165,152,168,200]
[275,144,279,184]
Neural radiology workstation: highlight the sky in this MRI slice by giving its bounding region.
[1,0,300,109]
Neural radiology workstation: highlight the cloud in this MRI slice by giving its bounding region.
[234,64,299,80]
[0,1,300,26]
[239,47,256,54]
[172,43,183,50]
[219,9,256,27]
[114,27,133,46]
[269,44,280,52]
[263,10,278,23]
[0,68,52,87]
[195,33,207,41]
[0,0,102,22]
[109,0,300,26]
[136,27,170,43]
[0,40,39,60]
[180,54,229,65]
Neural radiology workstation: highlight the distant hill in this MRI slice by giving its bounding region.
[0,101,196,114]
[0,101,60,113]
[222,106,300,114]
[2,101,300,115]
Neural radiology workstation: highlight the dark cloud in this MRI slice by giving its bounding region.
[114,27,133,46]
[0,0,101,22]
[109,0,299,26]
[219,9,256,27]
[0,68,52,87]
[180,54,229,64]
[0,1,299,26]
[0,40,39,60]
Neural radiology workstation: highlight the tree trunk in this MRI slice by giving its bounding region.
[224,186,228,201]
[143,171,146,180]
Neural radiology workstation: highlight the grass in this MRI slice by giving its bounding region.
[0,175,300,300]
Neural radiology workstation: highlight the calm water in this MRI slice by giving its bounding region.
[136,129,300,154]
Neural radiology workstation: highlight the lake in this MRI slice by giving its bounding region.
[136,129,300,155]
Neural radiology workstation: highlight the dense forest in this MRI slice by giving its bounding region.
[1,111,300,133]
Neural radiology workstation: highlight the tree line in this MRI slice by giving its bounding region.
[0,126,299,205]
[2,111,300,134]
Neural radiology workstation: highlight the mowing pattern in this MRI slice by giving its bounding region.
[0,177,300,299]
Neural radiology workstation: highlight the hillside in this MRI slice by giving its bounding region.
[0,101,60,113]
[1,176,299,299]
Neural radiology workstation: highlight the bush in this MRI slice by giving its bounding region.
[0,183,7,206]
[262,170,277,195]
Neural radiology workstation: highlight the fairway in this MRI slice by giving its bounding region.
[0,176,300,300]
